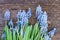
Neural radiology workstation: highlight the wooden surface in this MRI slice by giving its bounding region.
[0,0,60,40]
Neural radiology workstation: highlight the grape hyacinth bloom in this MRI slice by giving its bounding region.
[17,10,28,27]
[4,9,10,21]
[22,10,27,18]
[22,10,28,26]
[37,13,43,26]
[36,5,48,33]
[16,19,23,32]
[40,11,48,28]
[41,27,48,34]
[8,19,13,29]
[26,8,31,18]
[36,5,43,18]
[17,10,26,20]
[16,19,24,35]
[19,17,28,27]
[16,19,21,26]
[17,9,29,20]
[38,11,48,33]
[44,34,51,40]
[37,13,43,21]
[17,10,28,33]
[22,17,28,26]
[17,10,21,20]
[1,33,6,40]
[48,28,56,37]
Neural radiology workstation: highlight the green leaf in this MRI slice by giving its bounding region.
[23,25,32,40]
[9,30,12,40]
[31,23,38,38]
[13,31,16,40]
[23,23,28,32]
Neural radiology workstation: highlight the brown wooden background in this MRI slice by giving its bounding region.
[0,0,60,40]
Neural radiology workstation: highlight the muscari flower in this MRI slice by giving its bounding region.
[17,10,21,19]
[17,10,28,27]
[37,13,43,26]
[17,10,26,20]
[1,33,6,40]
[16,19,24,34]
[36,5,43,18]
[4,9,10,21]
[39,11,48,28]
[41,27,48,34]
[16,19,22,33]
[26,8,31,19]
[19,17,28,27]
[16,19,21,26]
[22,17,28,26]
[37,12,42,21]
[48,28,56,37]
[22,10,27,18]
[37,11,48,33]
[44,34,51,40]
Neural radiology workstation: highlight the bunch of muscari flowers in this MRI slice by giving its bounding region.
[36,5,56,40]
[1,9,10,40]
[1,8,32,40]
[16,8,31,35]
[1,5,56,40]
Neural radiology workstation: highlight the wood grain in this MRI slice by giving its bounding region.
[0,0,60,40]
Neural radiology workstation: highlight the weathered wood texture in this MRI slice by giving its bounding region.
[0,0,60,40]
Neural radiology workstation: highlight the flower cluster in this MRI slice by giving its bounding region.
[4,9,10,21]
[1,5,56,40]
[36,5,43,18]
[17,8,31,27]
[26,8,31,19]
[36,5,56,40]
[16,9,31,34]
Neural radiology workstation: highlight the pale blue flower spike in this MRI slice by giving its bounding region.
[27,8,31,18]
[17,10,21,19]
[41,27,48,34]
[17,10,28,27]
[48,28,56,37]
[8,19,13,29]
[23,10,26,17]
[43,11,48,23]
[17,10,26,20]
[20,10,28,26]
[4,9,10,21]
[16,19,21,25]
[44,34,51,40]
[1,33,6,39]
[40,11,48,28]
[20,10,26,19]
[17,19,23,27]
[23,17,28,26]
[20,20,24,27]
[36,5,43,17]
